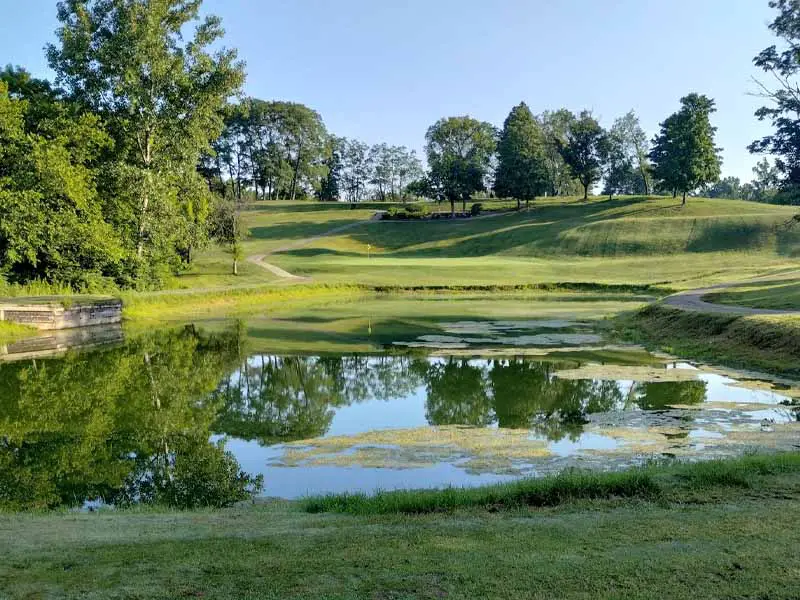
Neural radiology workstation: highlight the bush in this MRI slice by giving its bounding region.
[384,204,432,220]
[470,203,482,217]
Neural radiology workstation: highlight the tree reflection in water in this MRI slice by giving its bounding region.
[0,329,709,510]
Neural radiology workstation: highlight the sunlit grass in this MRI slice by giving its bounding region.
[303,452,800,515]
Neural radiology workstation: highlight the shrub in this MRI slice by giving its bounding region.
[470,203,483,217]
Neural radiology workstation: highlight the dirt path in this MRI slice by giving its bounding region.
[662,280,800,316]
[247,214,381,280]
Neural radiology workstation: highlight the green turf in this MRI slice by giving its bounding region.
[618,304,800,376]
[174,196,800,290]
[4,454,800,599]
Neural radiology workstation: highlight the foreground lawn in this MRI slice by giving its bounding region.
[4,455,800,599]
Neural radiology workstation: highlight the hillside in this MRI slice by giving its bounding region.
[179,196,800,291]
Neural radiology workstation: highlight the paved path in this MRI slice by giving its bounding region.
[663,280,800,316]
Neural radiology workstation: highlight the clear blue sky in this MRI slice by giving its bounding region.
[1,0,778,181]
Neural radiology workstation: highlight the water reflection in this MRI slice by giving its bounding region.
[0,326,258,510]
[1,323,793,509]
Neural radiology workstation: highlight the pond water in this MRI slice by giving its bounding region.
[1,314,798,509]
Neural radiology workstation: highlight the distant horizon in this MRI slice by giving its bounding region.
[0,0,781,183]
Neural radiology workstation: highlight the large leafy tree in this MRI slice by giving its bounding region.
[47,0,245,284]
[607,110,651,196]
[0,80,124,288]
[650,94,722,205]
[340,138,373,203]
[240,100,328,200]
[558,110,609,200]
[494,102,548,209]
[750,0,800,191]
[425,116,497,215]
[538,109,582,197]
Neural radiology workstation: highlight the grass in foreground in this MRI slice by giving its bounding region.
[618,303,800,376]
[302,453,800,515]
[4,454,800,599]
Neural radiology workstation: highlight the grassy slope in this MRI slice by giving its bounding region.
[619,304,800,376]
[224,196,799,289]
[4,455,800,599]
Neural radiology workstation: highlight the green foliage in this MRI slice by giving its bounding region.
[557,111,609,200]
[317,135,343,201]
[470,202,482,216]
[495,102,548,207]
[425,116,497,214]
[750,1,800,188]
[538,109,583,196]
[385,204,432,220]
[47,0,245,286]
[650,94,722,204]
[0,81,124,288]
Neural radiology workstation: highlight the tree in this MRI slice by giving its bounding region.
[340,138,372,203]
[209,196,246,275]
[751,158,781,201]
[369,143,393,201]
[389,146,423,202]
[494,102,549,209]
[538,109,582,196]
[317,136,343,201]
[0,80,124,288]
[602,128,633,200]
[750,0,800,189]
[557,111,609,200]
[425,116,497,215]
[704,176,743,199]
[650,94,722,205]
[609,111,651,195]
[47,0,245,283]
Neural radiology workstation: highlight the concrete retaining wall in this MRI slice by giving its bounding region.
[0,299,122,330]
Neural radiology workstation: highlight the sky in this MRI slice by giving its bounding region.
[0,0,780,181]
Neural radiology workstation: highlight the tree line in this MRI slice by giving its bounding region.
[1,0,798,290]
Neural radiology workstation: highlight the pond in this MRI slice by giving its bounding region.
[1,310,798,509]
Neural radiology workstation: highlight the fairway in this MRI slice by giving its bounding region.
[176,197,800,290]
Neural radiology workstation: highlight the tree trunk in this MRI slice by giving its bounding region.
[516,198,521,211]
[233,258,238,275]
[290,141,304,201]
[450,198,455,217]
[682,191,687,205]
[462,195,467,214]
[583,183,589,201]
[673,189,677,199]
[639,165,650,195]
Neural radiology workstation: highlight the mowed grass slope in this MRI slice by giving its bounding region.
[174,196,799,290]
[261,196,800,288]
